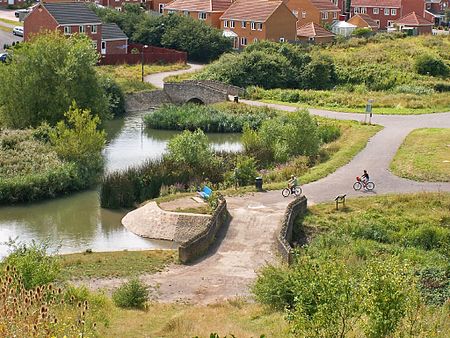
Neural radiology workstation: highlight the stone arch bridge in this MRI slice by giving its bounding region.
[125,80,245,112]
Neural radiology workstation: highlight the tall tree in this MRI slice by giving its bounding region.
[0,32,109,128]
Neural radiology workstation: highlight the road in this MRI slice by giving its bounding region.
[0,28,22,52]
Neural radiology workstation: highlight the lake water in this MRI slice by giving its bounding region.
[0,110,242,258]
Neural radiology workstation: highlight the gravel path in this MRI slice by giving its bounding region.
[90,74,450,303]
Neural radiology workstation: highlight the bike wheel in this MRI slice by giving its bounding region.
[366,182,375,191]
[293,186,302,196]
[282,188,290,197]
[353,182,362,191]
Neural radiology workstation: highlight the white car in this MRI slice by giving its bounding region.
[13,27,24,37]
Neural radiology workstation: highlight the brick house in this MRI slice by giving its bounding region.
[219,0,297,49]
[24,2,128,55]
[394,10,434,33]
[286,0,341,27]
[163,0,232,28]
[348,12,380,29]
[297,21,335,42]
[350,0,426,29]
[424,0,449,25]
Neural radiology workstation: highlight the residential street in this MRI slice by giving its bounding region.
[0,28,22,52]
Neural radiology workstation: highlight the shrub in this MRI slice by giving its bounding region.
[318,124,341,143]
[100,76,126,117]
[303,54,338,90]
[1,240,60,290]
[234,155,257,186]
[112,278,149,309]
[352,27,373,38]
[415,54,449,77]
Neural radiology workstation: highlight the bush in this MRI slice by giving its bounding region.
[415,54,449,77]
[100,76,126,117]
[112,278,149,309]
[1,240,60,290]
[234,155,257,186]
[318,124,341,143]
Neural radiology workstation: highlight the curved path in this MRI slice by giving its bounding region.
[144,63,205,89]
[88,74,450,303]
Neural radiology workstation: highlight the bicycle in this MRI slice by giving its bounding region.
[353,176,375,191]
[282,185,302,197]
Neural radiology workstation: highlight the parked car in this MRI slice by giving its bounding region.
[12,27,24,37]
[0,53,8,63]
[14,9,30,18]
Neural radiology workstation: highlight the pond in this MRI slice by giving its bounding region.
[0,111,242,258]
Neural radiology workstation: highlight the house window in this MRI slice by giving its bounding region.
[373,8,379,14]
[240,37,247,46]
[384,8,389,15]
[159,4,164,13]
[183,11,189,16]
[361,7,367,14]
[64,26,71,35]
[279,37,285,42]
[302,11,306,18]
[251,21,256,30]
[241,21,246,28]
[292,10,298,18]
[92,41,97,50]
[391,8,397,15]
[168,10,175,14]
[308,37,315,41]
[230,20,235,28]
[333,11,337,19]
[375,20,380,27]
[198,12,207,20]
[224,20,228,28]
[116,7,122,11]
[354,7,358,14]
[387,20,393,27]
[321,11,328,20]
[257,22,263,30]
[254,38,258,42]
[91,25,97,34]
[79,25,85,33]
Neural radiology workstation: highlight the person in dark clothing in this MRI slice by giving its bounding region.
[362,170,369,183]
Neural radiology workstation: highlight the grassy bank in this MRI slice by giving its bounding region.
[253,193,450,336]
[391,128,450,182]
[60,250,177,280]
[99,301,287,337]
[249,92,450,115]
[0,18,22,26]
[96,63,188,94]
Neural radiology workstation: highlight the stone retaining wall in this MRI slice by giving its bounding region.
[277,196,307,265]
[178,198,229,263]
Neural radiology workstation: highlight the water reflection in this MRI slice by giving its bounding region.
[0,110,241,257]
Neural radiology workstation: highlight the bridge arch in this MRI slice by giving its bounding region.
[186,97,204,105]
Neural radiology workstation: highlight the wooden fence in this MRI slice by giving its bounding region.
[99,44,187,65]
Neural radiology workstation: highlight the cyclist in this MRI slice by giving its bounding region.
[288,175,298,193]
[361,170,369,185]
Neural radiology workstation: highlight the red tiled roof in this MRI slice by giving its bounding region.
[310,0,340,11]
[350,13,379,28]
[297,22,335,37]
[395,12,434,25]
[351,0,401,8]
[220,0,288,22]
[165,0,232,12]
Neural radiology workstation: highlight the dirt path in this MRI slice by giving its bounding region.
[82,90,450,303]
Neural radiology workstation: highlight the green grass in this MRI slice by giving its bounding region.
[164,69,200,83]
[391,128,450,182]
[0,18,22,26]
[96,63,188,94]
[60,250,177,280]
[0,25,11,33]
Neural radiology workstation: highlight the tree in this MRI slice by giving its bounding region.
[133,14,232,62]
[303,54,338,90]
[166,129,214,171]
[50,102,106,183]
[0,32,109,128]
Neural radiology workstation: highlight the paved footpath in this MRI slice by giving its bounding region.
[84,68,450,304]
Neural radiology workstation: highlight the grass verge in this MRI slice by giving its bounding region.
[260,99,448,115]
[96,63,188,94]
[98,300,288,337]
[0,18,22,26]
[60,250,176,280]
[163,69,201,83]
[390,128,450,182]
[0,25,11,33]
